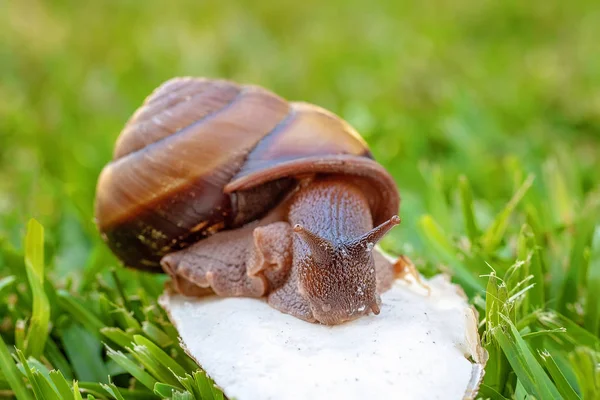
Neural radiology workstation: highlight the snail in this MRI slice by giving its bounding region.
[94,77,403,325]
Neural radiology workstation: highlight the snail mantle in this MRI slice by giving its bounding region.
[159,263,487,400]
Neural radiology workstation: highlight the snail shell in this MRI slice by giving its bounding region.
[94,77,399,270]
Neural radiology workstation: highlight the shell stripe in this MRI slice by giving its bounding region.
[95,85,291,230]
[114,78,241,158]
[233,102,373,182]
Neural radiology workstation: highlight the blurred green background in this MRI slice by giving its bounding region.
[1,1,600,398]
[1,0,599,278]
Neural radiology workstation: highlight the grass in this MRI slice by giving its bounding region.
[1,0,599,399]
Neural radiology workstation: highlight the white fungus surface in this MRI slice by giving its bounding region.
[160,275,485,400]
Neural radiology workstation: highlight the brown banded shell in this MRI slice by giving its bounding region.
[94,77,399,270]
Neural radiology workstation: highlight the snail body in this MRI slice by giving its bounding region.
[95,77,401,325]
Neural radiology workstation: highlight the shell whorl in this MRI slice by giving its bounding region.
[114,78,242,158]
[94,77,397,270]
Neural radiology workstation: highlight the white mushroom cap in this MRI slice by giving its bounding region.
[160,272,486,400]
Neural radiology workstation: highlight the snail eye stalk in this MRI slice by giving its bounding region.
[345,215,401,253]
[293,224,334,265]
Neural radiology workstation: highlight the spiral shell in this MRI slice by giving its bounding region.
[94,77,399,270]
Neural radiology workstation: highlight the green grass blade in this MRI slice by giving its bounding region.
[24,357,55,382]
[105,346,157,391]
[568,347,599,399]
[154,320,181,345]
[544,343,582,396]
[98,294,115,327]
[61,322,110,383]
[172,391,194,400]
[105,359,127,377]
[127,345,181,388]
[32,369,62,400]
[543,158,575,227]
[49,370,75,398]
[80,244,112,292]
[110,269,131,309]
[15,320,26,351]
[194,369,225,400]
[515,228,532,315]
[153,382,181,398]
[212,385,224,400]
[483,271,510,393]
[492,315,562,399]
[420,163,451,230]
[24,219,44,281]
[514,380,528,400]
[538,350,581,400]
[0,336,33,400]
[79,381,156,399]
[100,381,126,400]
[458,175,479,242]
[194,370,216,400]
[584,225,600,335]
[15,349,46,399]
[111,307,142,332]
[57,290,106,334]
[73,380,84,400]
[477,383,509,399]
[0,377,10,391]
[418,215,484,295]
[0,276,16,297]
[141,322,173,348]
[101,327,135,349]
[45,339,75,380]
[24,219,50,358]
[523,225,545,311]
[43,277,60,327]
[481,175,534,253]
[524,203,546,249]
[537,311,600,351]
[176,373,202,399]
[558,215,596,316]
[133,335,187,378]
[137,273,164,300]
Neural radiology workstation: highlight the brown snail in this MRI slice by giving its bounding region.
[94,77,402,325]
